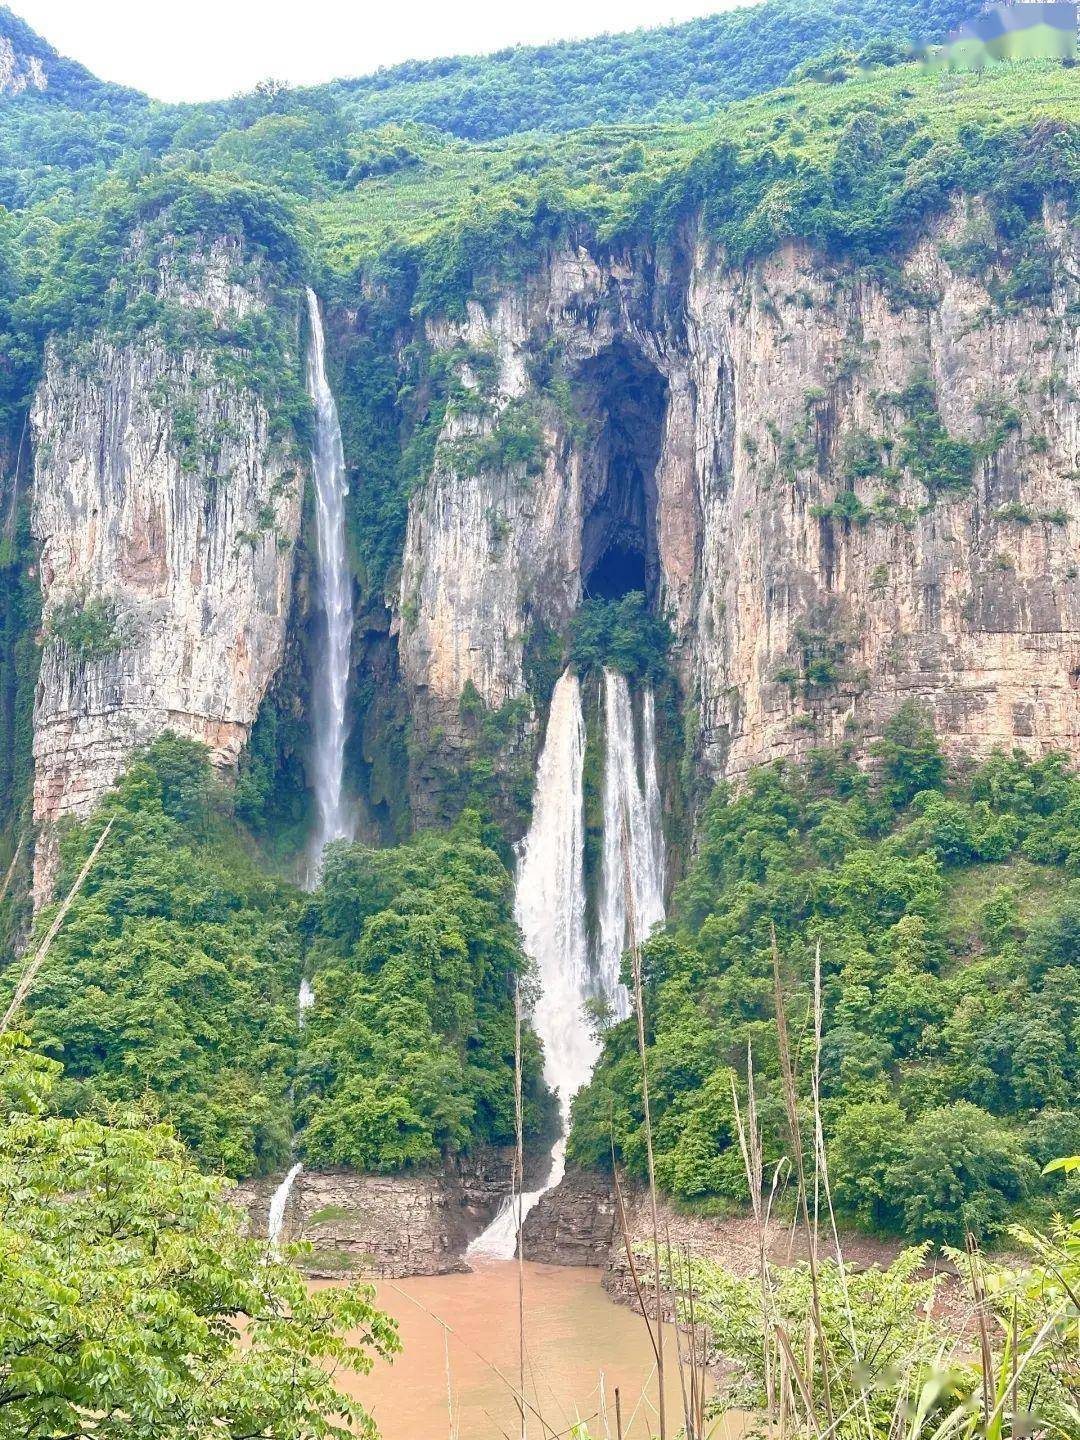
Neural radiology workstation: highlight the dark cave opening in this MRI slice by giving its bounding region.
[577,342,668,604]
[584,543,647,601]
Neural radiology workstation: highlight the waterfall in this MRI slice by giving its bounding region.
[469,669,591,1259]
[596,669,666,1013]
[268,293,354,1243]
[305,287,354,872]
[470,666,668,1261]
[267,1161,302,1251]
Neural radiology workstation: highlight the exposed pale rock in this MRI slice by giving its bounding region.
[0,36,47,95]
[237,1147,541,1277]
[30,238,303,900]
[397,204,1080,800]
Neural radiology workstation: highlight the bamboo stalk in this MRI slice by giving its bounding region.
[1,818,114,1033]
[621,808,666,1440]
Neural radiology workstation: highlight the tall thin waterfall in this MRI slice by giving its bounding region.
[267,291,353,1243]
[305,286,354,869]
[596,669,666,1012]
[469,669,591,1259]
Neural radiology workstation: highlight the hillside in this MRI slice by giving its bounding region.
[321,0,979,138]
[0,0,1079,1256]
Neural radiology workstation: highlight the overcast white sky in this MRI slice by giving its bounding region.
[14,0,753,103]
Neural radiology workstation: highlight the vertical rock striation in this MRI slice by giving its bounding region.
[396,203,1080,802]
[30,237,304,899]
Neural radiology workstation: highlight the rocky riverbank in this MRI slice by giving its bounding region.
[522,1166,955,1317]
[238,1147,546,1278]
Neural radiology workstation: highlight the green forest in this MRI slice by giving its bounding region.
[2,0,1080,1434]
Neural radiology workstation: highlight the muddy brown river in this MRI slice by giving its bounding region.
[319,1259,741,1438]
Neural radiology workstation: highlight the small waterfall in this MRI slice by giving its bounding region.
[269,293,354,1243]
[266,979,316,1246]
[305,287,354,873]
[596,670,666,1012]
[267,1161,302,1251]
[469,669,591,1259]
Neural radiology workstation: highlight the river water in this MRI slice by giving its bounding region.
[321,1260,730,1440]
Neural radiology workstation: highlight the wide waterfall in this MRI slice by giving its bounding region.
[470,666,667,1261]
[305,286,355,870]
[596,669,666,1014]
[469,669,591,1259]
[267,291,354,1242]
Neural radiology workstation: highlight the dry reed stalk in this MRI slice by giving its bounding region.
[0,834,24,910]
[614,1386,623,1440]
[967,1234,995,1429]
[621,807,666,1439]
[665,1224,693,1438]
[731,1050,779,1428]
[514,979,528,1440]
[444,1328,458,1440]
[775,1324,823,1438]
[809,942,872,1436]
[771,925,834,1431]
[611,1141,662,1373]
[1,817,114,1033]
[684,1247,705,1440]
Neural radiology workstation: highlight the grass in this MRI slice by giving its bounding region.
[310,58,1080,276]
[941,858,1060,959]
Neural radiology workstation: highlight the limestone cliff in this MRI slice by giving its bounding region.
[30,236,304,899]
[396,200,1080,805]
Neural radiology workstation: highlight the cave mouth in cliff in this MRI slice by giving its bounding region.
[584,543,647,600]
[577,342,667,605]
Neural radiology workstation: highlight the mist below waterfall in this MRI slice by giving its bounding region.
[470,666,666,1260]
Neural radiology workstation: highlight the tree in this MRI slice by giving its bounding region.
[828,1100,907,1229]
[0,1033,398,1438]
[884,1102,1037,1244]
[874,701,946,807]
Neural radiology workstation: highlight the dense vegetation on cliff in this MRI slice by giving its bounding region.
[2,0,1080,1246]
[16,738,545,1180]
[571,708,1080,1243]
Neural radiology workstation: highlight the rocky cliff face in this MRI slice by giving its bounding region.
[238,1146,541,1277]
[397,201,1080,806]
[0,35,47,96]
[30,237,303,899]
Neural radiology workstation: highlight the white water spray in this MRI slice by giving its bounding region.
[469,669,591,1259]
[267,1161,302,1251]
[306,286,354,872]
[596,670,666,1011]
[267,292,354,1244]
[470,667,668,1260]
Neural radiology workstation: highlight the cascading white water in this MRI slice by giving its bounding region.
[469,669,592,1259]
[267,292,354,1244]
[305,286,355,872]
[470,667,669,1261]
[595,669,666,1012]
[267,1161,302,1251]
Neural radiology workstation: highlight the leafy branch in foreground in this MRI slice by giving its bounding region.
[0,1031,399,1438]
